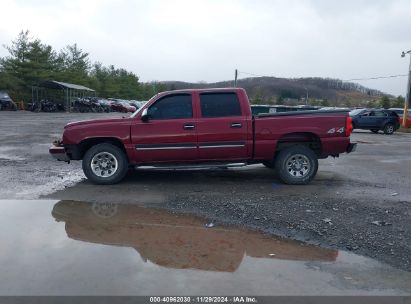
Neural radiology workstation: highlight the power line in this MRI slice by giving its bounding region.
[237,70,408,82]
[343,74,408,81]
[238,71,269,78]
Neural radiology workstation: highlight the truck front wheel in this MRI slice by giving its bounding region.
[275,145,318,185]
[82,143,129,185]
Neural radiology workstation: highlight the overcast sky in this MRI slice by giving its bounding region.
[1,0,410,95]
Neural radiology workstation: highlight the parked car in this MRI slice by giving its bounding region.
[122,102,136,113]
[71,98,97,113]
[0,91,17,111]
[129,100,145,110]
[349,108,400,134]
[95,99,113,113]
[50,88,356,185]
[389,108,411,128]
[109,100,136,113]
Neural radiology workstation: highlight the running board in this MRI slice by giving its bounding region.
[135,163,247,170]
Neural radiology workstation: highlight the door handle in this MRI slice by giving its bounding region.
[183,124,195,130]
[230,123,242,128]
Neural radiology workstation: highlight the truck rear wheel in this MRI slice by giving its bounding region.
[82,143,128,185]
[275,145,318,185]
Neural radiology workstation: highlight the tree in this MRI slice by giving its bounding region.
[276,96,284,105]
[320,99,329,107]
[367,100,377,108]
[58,44,90,84]
[266,96,275,105]
[0,31,148,101]
[391,96,405,108]
[344,99,352,108]
[379,96,391,109]
[252,90,264,104]
[0,30,59,101]
[89,63,142,99]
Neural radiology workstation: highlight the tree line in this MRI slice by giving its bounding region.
[0,31,168,103]
[1,31,405,109]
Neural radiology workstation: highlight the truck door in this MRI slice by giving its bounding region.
[195,92,248,161]
[130,93,198,163]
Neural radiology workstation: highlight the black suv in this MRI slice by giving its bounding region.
[349,108,400,135]
[0,91,17,111]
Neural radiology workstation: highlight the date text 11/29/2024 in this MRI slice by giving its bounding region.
[149,296,257,303]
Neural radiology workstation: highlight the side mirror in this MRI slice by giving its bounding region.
[141,108,149,122]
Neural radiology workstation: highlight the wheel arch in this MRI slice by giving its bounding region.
[275,132,322,158]
[72,137,127,160]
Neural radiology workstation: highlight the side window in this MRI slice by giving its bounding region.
[147,94,192,120]
[200,92,242,118]
[374,111,387,117]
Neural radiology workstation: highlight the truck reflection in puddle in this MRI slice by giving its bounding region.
[52,200,337,272]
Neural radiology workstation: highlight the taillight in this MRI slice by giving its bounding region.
[346,116,353,137]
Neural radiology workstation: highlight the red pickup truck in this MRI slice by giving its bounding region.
[50,88,356,185]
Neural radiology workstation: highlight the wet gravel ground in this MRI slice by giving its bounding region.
[1,111,411,272]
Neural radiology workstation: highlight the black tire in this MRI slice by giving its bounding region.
[274,145,318,185]
[262,161,275,169]
[82,143,129,185]
[370,129,379,133]
[383,123,395,135]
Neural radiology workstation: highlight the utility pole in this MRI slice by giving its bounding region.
[303,86,309,105]
[401,50,411,127]
[234,69,238,87]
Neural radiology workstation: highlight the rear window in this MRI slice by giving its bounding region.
[200,92,242,118]
[349,109,365,116]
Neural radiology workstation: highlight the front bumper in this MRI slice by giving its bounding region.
[347,143,357,153]
[49,142,70,162]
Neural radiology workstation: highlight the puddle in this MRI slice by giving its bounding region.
[0,199,410,296]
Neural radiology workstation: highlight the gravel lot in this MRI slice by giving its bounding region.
[1,111,411,272]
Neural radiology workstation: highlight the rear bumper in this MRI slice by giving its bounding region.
[49,145,70,162]
[347,143,357,153]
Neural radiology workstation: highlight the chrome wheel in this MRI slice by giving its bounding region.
[286,154,310,178]
[90,152,118,178]
[386,125,394,134]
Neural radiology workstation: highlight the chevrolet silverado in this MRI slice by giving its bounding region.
[50,88,356,185]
